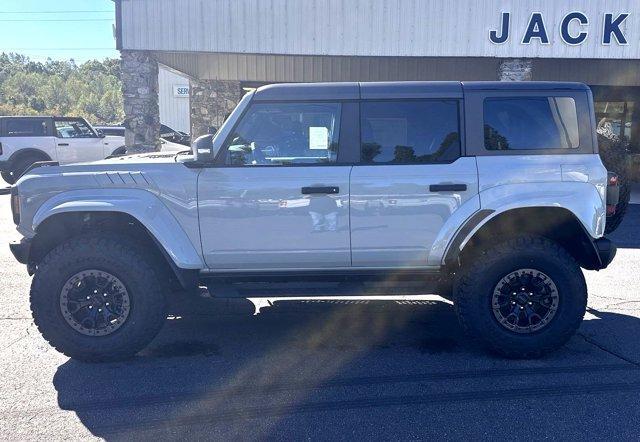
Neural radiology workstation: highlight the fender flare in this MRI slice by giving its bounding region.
[32,188,204,269]
[7,148,52,168]
[442,182,606,266]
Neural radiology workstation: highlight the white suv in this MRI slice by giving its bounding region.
[0,116,124,183]
[8,81,618,361]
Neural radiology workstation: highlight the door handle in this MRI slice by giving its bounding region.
[429,184,467,192]
[301,186,339,195]
[57,143,69,147]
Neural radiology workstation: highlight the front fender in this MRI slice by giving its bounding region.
[32,188,203,269]
[442,182,606,265]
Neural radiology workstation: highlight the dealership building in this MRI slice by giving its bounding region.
[114,0,640,159]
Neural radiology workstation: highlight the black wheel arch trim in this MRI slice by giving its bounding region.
[446,207,615,271]
[444,209,495,266]
[7,148,52,166]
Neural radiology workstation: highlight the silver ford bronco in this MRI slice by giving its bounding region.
[9,81,617,361]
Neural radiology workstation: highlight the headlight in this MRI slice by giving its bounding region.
[10,186,20,225]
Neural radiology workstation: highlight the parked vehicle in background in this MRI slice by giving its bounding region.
[94,126,125,137]
[0,116,125,184]
[98,124,191,147]
[95,126,191,155]
[8,81,617,362]
[160,123,191,146]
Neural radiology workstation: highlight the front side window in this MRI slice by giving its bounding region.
[484,97,579,150]
[360,100,460,164]
[5,119,48,137]
[54,119,97,138]
[223,102,341,166]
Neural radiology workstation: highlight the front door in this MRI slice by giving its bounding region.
[350,99,479,267]
[198,101,352,270]
[54,118,106,164]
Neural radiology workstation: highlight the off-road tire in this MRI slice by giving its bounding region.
[454,236,587,358]
[30,234,169,362]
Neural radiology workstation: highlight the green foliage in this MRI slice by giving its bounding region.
[0,53,124,125]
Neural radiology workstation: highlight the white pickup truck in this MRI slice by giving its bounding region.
[0,116,125,184]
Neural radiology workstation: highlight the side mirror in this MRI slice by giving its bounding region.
[193,134,215,162]
[208,126,218,135]
[96,129,106,138]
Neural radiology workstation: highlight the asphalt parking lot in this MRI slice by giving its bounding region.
[1,194,640,440]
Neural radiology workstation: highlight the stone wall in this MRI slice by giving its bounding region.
[121,50,160,152]
[190,79,242,139]
[498,58,533,81]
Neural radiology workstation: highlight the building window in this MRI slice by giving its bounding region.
[595,101,634,144]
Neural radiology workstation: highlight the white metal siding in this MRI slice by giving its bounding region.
[158,65,190,133]
[121,0,639,59]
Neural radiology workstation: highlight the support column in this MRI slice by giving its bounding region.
[190,79,242,139]
[498,58,533,81]
[120,50,160,152]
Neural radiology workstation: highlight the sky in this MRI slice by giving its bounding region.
[0,0,119,63]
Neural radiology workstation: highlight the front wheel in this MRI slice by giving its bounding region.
[30,234,169,362]
[454,236,587,358]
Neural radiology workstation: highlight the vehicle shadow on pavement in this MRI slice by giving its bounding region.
[50,299,469,438]
[51,298,640,439]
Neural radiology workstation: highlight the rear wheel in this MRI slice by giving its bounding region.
[30,234,169,362]
[454,236,587,358]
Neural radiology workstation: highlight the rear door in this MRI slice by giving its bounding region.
[350,90,479,267]
[53,118,107,164]
[198,100,358,270]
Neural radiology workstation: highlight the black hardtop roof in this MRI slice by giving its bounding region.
[253,81,589,101]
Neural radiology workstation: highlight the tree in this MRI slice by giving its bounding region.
[0,53,123,124]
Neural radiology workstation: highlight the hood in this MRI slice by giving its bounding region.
[16,151,197,185]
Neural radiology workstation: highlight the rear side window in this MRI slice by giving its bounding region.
[484,97,579,150]
[5,119,48,137]
[360,100,460,164]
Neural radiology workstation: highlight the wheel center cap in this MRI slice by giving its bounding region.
[516,293,529,305]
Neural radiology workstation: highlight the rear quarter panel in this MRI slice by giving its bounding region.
[475,154,607,239]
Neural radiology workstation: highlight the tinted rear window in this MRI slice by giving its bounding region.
[484,97,579,150]
[360,100,460,164]
[4,119,48,137]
